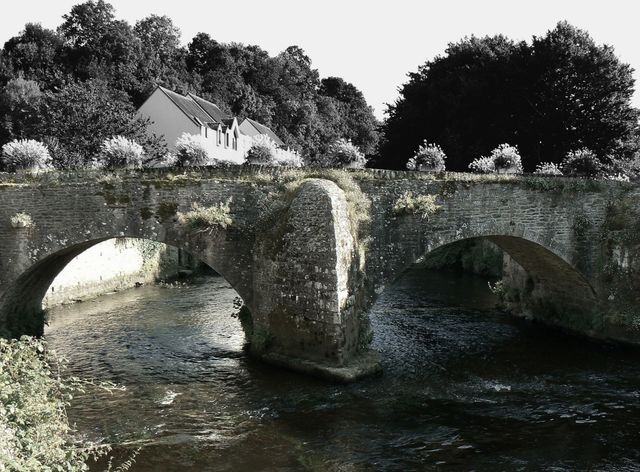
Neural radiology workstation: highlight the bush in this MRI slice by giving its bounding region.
[561,148,603,177]
[10,212,33,229]
[0,337,116,470]
[245,135,277,165]
[0,139,52,172]
[469,144,522,174]
[393,192,441,219]
[175,133,210,167]
[533,162,563,176]
[406,141,446,171]
[177,200,233,232]
[325,138,366,168]
[468,156,496,174]
[98,136,145,169]
[274,150,304,167]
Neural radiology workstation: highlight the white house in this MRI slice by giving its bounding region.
[137,86,286,164]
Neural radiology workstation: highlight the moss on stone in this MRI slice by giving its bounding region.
[157,201,178,222]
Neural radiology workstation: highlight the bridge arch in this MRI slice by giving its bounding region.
[365,233,599,339]
[0,233,254,339]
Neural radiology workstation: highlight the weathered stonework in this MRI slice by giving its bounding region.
[0,167,638,381]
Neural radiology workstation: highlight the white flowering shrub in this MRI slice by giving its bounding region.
[99,136,144,169]
[175,132,210,167]
[406,141,446,172]
[468,156,496,174]
[469,144,522,174]
[148,152,177,168]
[490,144,523,173]
[561,148,603,177]
[0,139,52,172]
[274,149,304,167]
[605,173,630,182]
[533,162,563,176]
[325,138,366,168]
[245,135,277,165]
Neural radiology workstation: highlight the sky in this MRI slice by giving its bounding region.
[1,0,638,119]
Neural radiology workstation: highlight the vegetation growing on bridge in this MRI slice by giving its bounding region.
[393,192,441,219]
[177,200,233,232]
[9,212,33,229]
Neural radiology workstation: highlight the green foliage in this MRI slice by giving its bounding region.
[178,200,233,231]
[36,80,159,168]
[378,22,639,171]
[0,337,133,471]
[393,192,442,219]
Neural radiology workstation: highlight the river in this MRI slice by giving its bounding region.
[44,269,640,471]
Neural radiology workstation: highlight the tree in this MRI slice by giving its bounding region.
[378,35,526,170]
[134,15,183,92]
[526,22,639,166]
[2,24,65,87]
[0,76,42,143]
[378,23,639,171]
[37,79,160,167]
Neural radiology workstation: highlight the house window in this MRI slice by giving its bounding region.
[218,130,221,145]
[233,136,237,150]
[204,127,208,138]
[225,133,229,148]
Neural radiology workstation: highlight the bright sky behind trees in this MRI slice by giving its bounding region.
[1,0,637,119]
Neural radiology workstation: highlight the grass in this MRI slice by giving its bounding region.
[177,200,233,232]
[393,192,441,219]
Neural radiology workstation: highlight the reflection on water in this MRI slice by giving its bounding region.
[45,271,640,471]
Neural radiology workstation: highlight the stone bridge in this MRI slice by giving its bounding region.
[0,167,638,381]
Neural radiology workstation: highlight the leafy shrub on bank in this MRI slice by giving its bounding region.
[406,141,446,172]
[561,148,603,177]
[534,162,563,176]
[98,136,145,169]
[0,139,52,172]
[0,337,124,470]
[325,138,366,168]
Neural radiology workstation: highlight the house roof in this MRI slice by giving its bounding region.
[151,86,283,143]
[241,117,285,146]
[187,93,230,123]
[159,87,213,126]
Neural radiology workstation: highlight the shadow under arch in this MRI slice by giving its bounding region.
[369,234,599,337]
[0,236,252,338]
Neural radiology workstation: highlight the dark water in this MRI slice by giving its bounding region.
[45,270,640,471]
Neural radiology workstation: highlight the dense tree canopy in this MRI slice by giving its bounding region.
[377,22,640,171]
[0,0,379,163]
